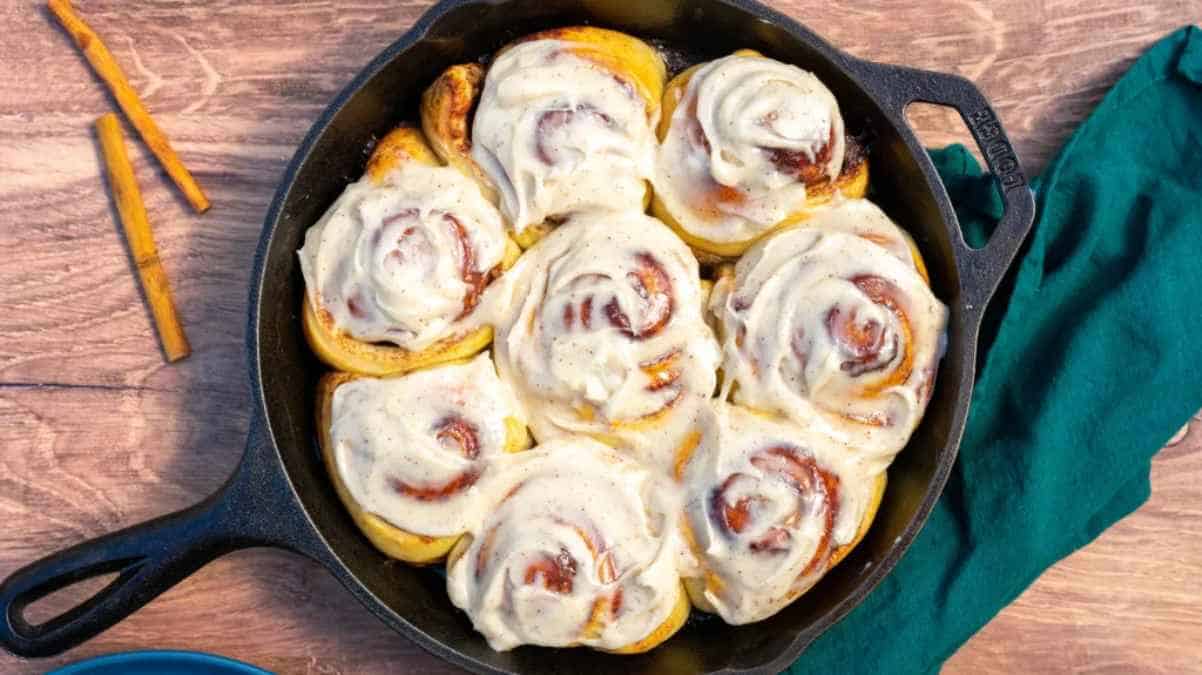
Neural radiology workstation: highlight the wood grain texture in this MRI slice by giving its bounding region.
[0,1,1199,673]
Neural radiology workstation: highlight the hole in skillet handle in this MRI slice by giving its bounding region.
[0,500,226,658]
[20,570,124,630]
[903,101,1006,247]
[846,57,1037,317]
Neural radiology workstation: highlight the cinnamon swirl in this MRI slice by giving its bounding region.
[317,352,530,564]
[300,126,521,376]
[652,50,869,258]
[483,210,720,465]
[710,227,948,469]
[446,436,688,652]
[677,402,884,624]
[422,27,666,248]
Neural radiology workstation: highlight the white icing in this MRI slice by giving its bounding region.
[446,438,681,651]
[298,161,507,350]
[471,39,657,234]
[798,199,922,272]
[481,210,720,465]
[329,353,524,537]
[710,227,947,470]
[655,54,846,244]
[681,402,875,624]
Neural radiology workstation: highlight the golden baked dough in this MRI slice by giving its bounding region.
[301,126,521,377]
[317,369,531,565]
[303,298,498,378]
[419,63,499,205]
[829,472,887,567]
[605,583,691,654]
[652,49,870,259]
[364,124,441,182]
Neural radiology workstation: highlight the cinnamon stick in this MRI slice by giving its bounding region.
[49,0,210,214]
[96,113,192,363]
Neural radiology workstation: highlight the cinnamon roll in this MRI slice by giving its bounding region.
[317,352,530,564]
[677,403,884,624]
[421,27,666,248]
[484,210,720,464]
[710,227,948,469]
[446,436,688,652]
[299,126,521,376]
[652,50,869,259]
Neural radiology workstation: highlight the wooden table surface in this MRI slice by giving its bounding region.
[2,1,1200,673]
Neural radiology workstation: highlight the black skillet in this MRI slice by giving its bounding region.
[0,0,1035,672]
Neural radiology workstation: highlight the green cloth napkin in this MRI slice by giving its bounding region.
[789,25,1202,674]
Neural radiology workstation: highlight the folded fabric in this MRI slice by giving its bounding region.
[788,25,1202,674]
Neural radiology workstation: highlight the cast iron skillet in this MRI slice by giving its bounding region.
[0,0,1035,672]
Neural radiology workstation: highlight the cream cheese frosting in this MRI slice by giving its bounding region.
[298,160,508,351]
[480,210,720,464]
[798,198,924,273]
[471,39,657,234]
[680,402,875,624]
[710,227,948,470]
[328,352,525,538]
[446,437,681,651]
[655,53,846,245]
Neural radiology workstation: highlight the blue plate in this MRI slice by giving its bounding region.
[49,650,272,675]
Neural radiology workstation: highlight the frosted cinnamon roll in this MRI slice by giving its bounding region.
[710,228,947,468]
[422,27,666,248]
[317,352,531,564]
[446,437,688,652]
[484,210,720,463]
[677,403,884,624]
[652,50,869,258]
[299,126,521,376]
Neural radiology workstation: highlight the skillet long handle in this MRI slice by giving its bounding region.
[0,493,234,658]
[847,58,1037,312]
[0,419,316,658]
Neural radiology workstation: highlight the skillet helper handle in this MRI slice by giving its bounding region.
[0,420,315,658]
[849,58,1037,311]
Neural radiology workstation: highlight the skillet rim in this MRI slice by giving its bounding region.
[248,0,985,672]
